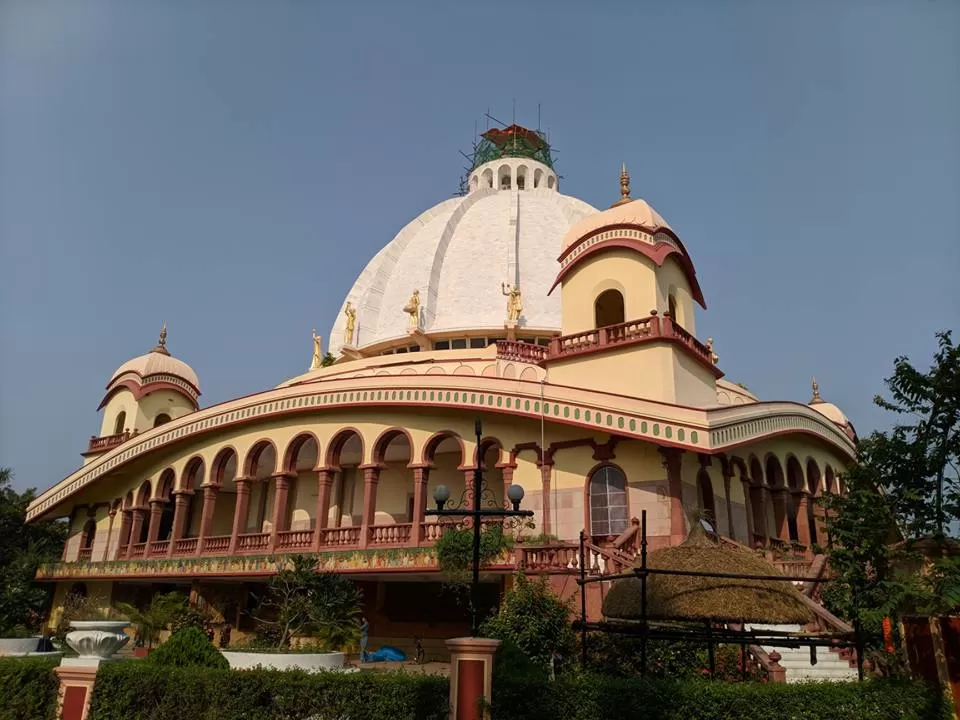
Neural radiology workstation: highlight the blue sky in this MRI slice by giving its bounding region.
[1,0,957,492]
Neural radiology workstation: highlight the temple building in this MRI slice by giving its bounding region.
[27,124,856,655]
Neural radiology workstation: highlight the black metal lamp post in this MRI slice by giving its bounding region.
[426,418,534,636]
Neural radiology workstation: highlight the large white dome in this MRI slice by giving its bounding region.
[329,157,597,355]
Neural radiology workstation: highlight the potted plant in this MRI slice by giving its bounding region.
[222,555,363,672]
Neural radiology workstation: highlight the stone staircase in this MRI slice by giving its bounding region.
[748,624,859,683]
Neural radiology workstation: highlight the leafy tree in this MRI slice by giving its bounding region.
[0,468,69,636]
[872,331,960,539]
[480,572,575,672]
[251,555,363,650]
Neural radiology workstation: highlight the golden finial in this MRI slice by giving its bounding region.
[810,377,823,404]
[152,323,170,355]
[612,163,632,207]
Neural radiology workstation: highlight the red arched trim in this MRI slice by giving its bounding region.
[135,480,153,506]
[748,455,764,487]
[474,436,506,468]
[509,442,543,466]
[805,457,822,496]
[243,439,279,477]
[764,454,785,489]
[551,233,706,308]
[421,431,466,467]
[785,455,805,492]
[282,432,321,473]
[122,491,135,510]
[211,446,239,486]
[325,428,366,469]
[180,455,207,491]
[97,379,199,411]
[372,427,415,466]
[157,468,176,500]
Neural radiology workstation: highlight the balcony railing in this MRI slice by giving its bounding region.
[320,526,362,546]
[203,536,230,553]
[173,537,198,555]
[494,341,549,364]
[276,530,313,550]
[129,543,147,558]
[85,430,133,455]
[237,533,270,552]
[77,547,92,562]
[148,541,169,557]
[369,523,412,546]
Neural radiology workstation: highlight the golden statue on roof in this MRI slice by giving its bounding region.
[343,302,357,346]
[501,283,523,323]
[310,329,322,369]
[404,289,421,331]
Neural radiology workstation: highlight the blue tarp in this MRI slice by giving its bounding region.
[363,645,407,662]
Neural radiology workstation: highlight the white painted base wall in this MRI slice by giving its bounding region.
[748,624,859,683]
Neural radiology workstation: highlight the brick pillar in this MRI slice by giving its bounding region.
[196,484,219,555]
[411,467,429,545]
[659,448,686,546]
[126,509,145,558]
[115,510,131,560]
[722,472,735,541]
[229,477,252,553]
[741,479,755,545]
[446,637,501,720]
[146,499,164,551]
[313,469,335,550]
[770,488,788,542]
[539,462,553,535]
[794,491,812,550]
[268,472,294,553]
[359,466,380,549]
[54,663,100,720]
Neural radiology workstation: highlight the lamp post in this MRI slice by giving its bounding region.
[426,418,534,636]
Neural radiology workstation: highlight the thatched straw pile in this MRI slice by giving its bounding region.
[602,525,813,624]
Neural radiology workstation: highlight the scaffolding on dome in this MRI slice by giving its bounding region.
[470,123,556,170]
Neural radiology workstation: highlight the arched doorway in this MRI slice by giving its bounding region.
[594,289,625,328]
[697,470,717,527]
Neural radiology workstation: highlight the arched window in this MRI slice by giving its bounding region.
[154,413,171,428]
[594,289,625,328]
[113,411,127,435]
[81,519,96,549]
[589,466,629,538]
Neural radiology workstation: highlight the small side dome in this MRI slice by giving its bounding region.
[561,165,672,251]
[808,378,856,440]
[99,325,200,410]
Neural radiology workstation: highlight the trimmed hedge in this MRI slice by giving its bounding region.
[0,656,60,720]
[83,662,948,720]
[493,675,950,720]
[88,663,448,720]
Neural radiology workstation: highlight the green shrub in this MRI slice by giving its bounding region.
[0,656,59,720]
[492,674,949,720]
[149,627,229,669]
[88,663,448,720]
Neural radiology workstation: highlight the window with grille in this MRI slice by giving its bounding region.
[589,466,629,537]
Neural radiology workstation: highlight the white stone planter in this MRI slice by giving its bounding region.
[221,650,350,672]
[0,637,40,656]
[65,620,131,659]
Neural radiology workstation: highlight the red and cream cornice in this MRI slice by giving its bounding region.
[99,371,200,410]
[550,223,706,308]
[27,361,856,522]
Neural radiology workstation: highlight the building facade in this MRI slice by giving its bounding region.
[28,125,856,654]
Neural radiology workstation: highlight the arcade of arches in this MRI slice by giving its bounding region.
[62,422,840,564]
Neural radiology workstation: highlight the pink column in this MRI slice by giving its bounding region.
[115,510,132,560]
[268,472,293,553]
[659,448,686,546]
[195,484,219,555]
[359,466,380,549]
[446,637,501,720]
[411,466,429,545]
[312,469,335,550]
[539,463,553,535]
[146,500,164,548]
[794,492,812,550]
[126,509,145,558]
[229,477,252,553]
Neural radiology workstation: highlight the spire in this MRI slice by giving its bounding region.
[810,377,823,404]
[611,163,632,207]
[151,323,170,356]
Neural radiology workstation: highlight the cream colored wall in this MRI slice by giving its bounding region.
[46,580,114,631]
[132,390,195,433]
[290,471,318,531]
[99,390,136,438]
[656,258,697,335]
[559,250,658,335]
[672,352,721,407]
